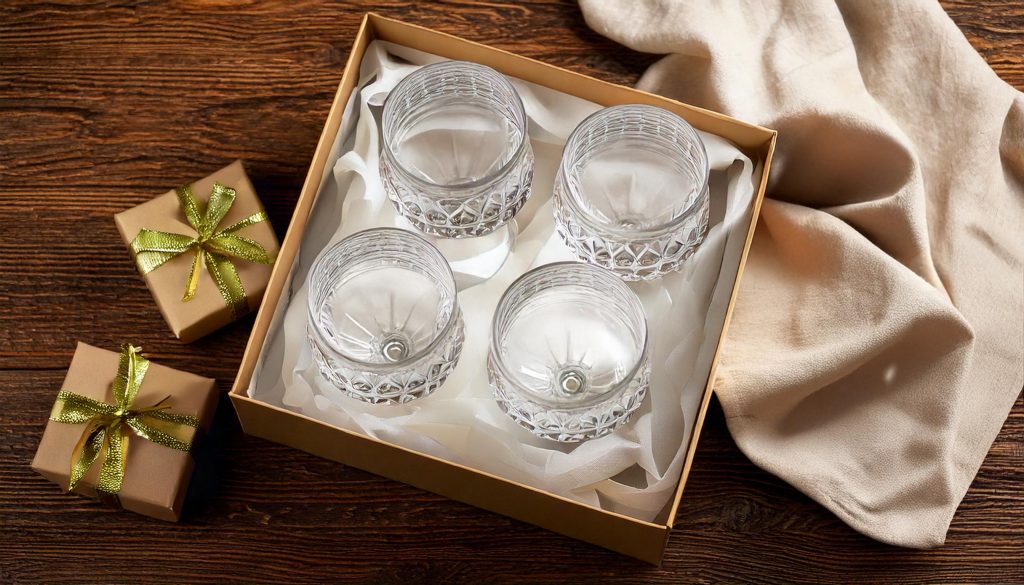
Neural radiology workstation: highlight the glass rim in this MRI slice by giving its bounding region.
[488,261,650,410]
[306,227,461,372]
[557,104,711,239]
[381,60,531,192]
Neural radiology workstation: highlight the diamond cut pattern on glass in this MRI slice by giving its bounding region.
[554,185,710,281]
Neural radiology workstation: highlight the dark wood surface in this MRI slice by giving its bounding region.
[1,1,1021,583]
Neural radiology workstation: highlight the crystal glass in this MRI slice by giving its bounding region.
[380,60,534,238]
[553,104,710,281]
[487,262,650,442]
[307,228,464,404]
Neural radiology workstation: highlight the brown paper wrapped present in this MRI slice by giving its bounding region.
[115,160,279,343]
[31,343,218,521]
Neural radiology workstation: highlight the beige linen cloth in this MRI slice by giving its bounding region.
[580,0,1024,547]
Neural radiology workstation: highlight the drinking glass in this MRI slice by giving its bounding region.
[553,104,710,281]
[487,262,650,442]
[380,60,534,238]
[307,228,464,404]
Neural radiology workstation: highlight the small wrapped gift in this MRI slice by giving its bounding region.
[115,160,279,343]
[31,343,217,521]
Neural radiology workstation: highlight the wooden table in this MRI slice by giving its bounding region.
[2,2,1021,583]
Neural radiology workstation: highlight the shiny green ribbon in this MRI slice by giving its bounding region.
[129,183,275,318]
[49,345,201,496]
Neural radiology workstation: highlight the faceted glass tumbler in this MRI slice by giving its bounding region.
[487,262,651,442]
[307,228,465,404]
[380,60,534,238]
[553,104,710,281]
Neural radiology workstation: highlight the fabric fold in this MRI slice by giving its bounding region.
[579,0,1023,548]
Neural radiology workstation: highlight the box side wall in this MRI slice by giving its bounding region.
[368,14,774,151]
[230,394,668,564]
[665,132,778,525]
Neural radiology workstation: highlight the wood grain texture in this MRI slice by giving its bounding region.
[1,1,1021,583]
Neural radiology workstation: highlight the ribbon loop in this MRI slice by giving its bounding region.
[129,181,275,318]
[220,210,269,235]
[113,343,148,410]
[130,230,199,274]
[175,185,205,233]
[50,391,117,424]
[205,234,275,264]
[202,183,237,234]
[50,345,201,497]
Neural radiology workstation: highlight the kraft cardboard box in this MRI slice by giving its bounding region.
[115,160,279,343]
[33,343,218,521]
[229,13,776,564]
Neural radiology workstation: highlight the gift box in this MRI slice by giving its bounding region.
[229,14,776,564]
[115,160,279,343]
[31,343,218,521]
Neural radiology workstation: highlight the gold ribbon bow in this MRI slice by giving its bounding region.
[49,345,201,496]
[130,183,275,318]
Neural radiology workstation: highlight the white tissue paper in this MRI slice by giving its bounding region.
[247,40,760,522]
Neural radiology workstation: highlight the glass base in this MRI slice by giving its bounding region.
[310,310,465,405]
[489,351,650,443]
